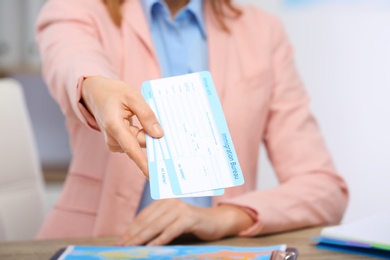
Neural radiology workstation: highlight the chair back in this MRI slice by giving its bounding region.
[0,78,45,241]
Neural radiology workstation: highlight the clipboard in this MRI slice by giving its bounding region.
[272,248,299,260]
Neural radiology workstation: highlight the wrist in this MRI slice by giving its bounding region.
[216,204,255,237]
[81,76,102,110]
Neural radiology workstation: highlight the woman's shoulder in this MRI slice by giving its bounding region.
[237,3,284,31]
[226,3,285,43]
[38,0,107,21]
[42,0,103,9]
[37,0,111,30]
[224,3,284,45]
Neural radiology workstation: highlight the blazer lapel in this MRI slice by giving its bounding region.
[122,0,157,60]
[205,1,230,101]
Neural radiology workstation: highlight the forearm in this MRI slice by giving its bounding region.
[221,172,348,237]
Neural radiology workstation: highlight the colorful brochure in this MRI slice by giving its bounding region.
[56,244,290,260]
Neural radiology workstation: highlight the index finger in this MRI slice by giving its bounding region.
[108,119,149,176]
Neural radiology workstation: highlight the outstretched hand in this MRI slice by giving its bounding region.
[81,76,164,176]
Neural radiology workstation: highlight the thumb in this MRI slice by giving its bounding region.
[130,93,164,138]
[137,109,164,138]
[149,123,164,138]
[138,118,164,139]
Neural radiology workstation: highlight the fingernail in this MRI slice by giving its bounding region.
[152,123,164,136]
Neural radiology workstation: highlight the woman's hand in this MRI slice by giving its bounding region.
[116,199,255,246]
[81,76,164,176]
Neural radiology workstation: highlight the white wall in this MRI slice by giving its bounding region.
[240,0,390,223]
[1,1,72,170]
[0,0,46,71]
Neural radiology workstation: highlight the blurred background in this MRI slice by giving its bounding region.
[0,0,389,240]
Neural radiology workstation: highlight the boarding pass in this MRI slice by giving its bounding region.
[142,71,244,199]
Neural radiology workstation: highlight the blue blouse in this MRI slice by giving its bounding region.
[137,0,212,213]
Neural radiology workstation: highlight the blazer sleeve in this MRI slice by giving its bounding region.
[35,0,118,130]
[221,18,349,237]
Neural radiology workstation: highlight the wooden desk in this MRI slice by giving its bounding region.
[0,227,378,260]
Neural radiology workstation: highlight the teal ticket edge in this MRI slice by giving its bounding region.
[199,71,244,186]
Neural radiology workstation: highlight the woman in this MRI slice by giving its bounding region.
[36,0,348,245]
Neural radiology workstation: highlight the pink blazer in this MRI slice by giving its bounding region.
[36,0,348,239]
